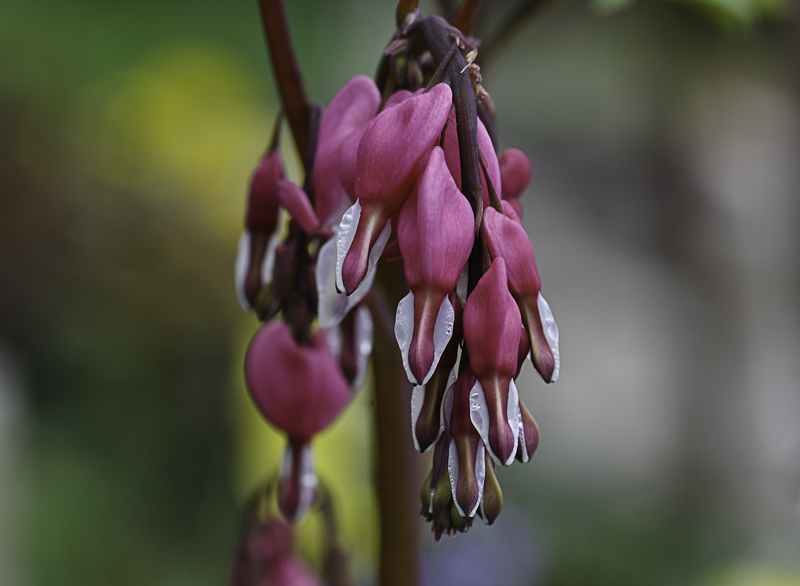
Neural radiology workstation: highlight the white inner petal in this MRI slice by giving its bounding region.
[537,293,560,382]
[468,380,493,460]
[278,443,318,523]
[394,291,417,384]
[317,236,379,330]
[260,231,280,286]
[353,305,373,390]
[473,440,486,518]
[335,200,361,294]
[517,410,530,464]
[506,379,521,465]
[325,324,342,359]
[334,202,391,295]
[423,295,456,385]
[410,384,425,452]
[297,443,318,523]
[234,232,252,311]
[447,438,465,517]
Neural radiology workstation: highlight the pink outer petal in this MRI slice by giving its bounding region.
[354,83,453,214]
[499,148,531,200]
[397,146,475,292]
[483,208,556,383]
[462,258,521,463]
[343,84,453,293]
[482,207,541,297]
[277,180,320,233]
[443,111,502,208]
[501,199,523,223]
[245,321,352,440]
[246,149,283,232]
[384,89,415,110]
[313,76,381,226]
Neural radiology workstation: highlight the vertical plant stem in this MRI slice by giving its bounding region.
[258,0,311,164]
[372,262,419,586]
[450,0,484,33]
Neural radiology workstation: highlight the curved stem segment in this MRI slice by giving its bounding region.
[258,0,311,165]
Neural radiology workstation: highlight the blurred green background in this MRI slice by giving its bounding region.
[2,1,800,585]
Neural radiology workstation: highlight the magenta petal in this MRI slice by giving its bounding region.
[313,76,381,226]
[482,207,557,383]
[354,82,453,218]
[499,148,531,200]
[463,258,522,464]
[398,147,475,292]
[245,321,352,440]
[443,111,502,208]
[482,207,541,300]
[383,89,416,110]
[277,180,320,233]
[501,199,523,224]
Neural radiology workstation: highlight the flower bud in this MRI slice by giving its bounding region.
[396,147,473,384]
[482,207,560,383]
[313,75,381,226]
[245,320,352,440]
[236,149,284,311]
[448,369,487,518]
[339,83,453,294]
[499,148,531,201]
[479,452,503,525]
[463,258,522,465]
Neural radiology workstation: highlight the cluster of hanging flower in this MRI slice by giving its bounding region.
[236,16,559,539]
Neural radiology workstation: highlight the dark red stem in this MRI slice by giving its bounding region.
[257,0,311,165]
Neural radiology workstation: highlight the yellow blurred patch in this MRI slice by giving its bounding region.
[700,564,800,586]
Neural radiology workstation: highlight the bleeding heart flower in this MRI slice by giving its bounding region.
[313,75,381,227]
[482,207,559,383]
[338,82,453,295]
[463,258,523,465]
[396,146,474,384]
[245,320,352,440]
[236,149,284,311]
[447,368,487,518]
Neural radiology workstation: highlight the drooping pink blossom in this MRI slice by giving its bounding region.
[396,146,474,384]
[245,320,352,440]
[482,207,559,383]
[447,368,486,518]
[463,258,522,465]
[236,149,284,311]
[339,89,416,198]
[339,82,453,294]
[411,293,463,452]
[443,110,502,209]
[313,76,381,227]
